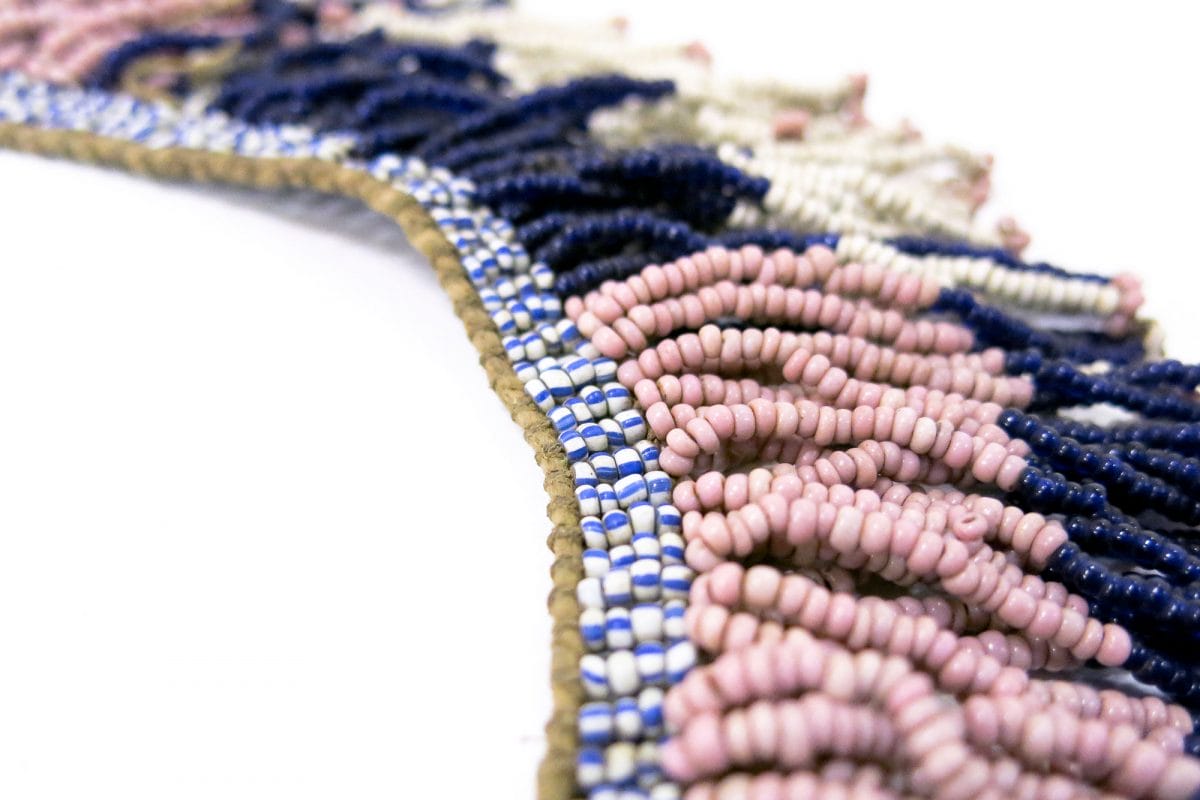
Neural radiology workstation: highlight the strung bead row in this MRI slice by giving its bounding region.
[565,244,1140,363]
[580,232,1200,799]
[345,5,1142,333]
[620,332,1200,680]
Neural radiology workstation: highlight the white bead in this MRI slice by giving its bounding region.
[579,702,613,744]
[575,341,601,360]
[494,245,515,271]
[1033,273,1053,304]
[580,422,609,452]
[513,360,538,383]
[478,288,502,310]
[576,750,604,790]
[559,430,587,462]
[1013,272,1034,304]
[645,471,672,505]
[591,454,618,483]
[602,569,632,606]
[985,268,1005,295]
[522,332,547,360]
[615,474,649,507]
[524,295,547,322]
[524,378,553,412]
[663,600,687,640]
[580,607,606,651]
[666,640,697,683]
[630,603,664,643]
[614,447,644,477]
[563,356,596,386]
[609,545,635,570]
[509,301,531,330]
[628,502,656,537]
[968,258,990,286]
[583,548,610,578]
[504,335,528,362]
[541,367,573,399]
[607,650,640,695]
[549,405,577,432]
[649,782,681,800]
[596,483,620,513]
[660,532,685,565]
[655,504,682,536]
[581,653,608,698]
[630,559,661,601]
[636,740,663,789]
[576,484,601,517]
[638,642,667,686]
[1047,278,1067,307]
[556,318,582,348]
[579,385,608,417]
[634,440,660,471]
[638,687,665,737]
[536,322,560,350]
[573,462,598,487]
[613,697,642,740]
[594,358,618,383]
[603,381,633,414]
[631,532,660,561]
[604,742,637,785]
[614,409,647,444]
[603,509,633,546]
[605,607,634,650]
[577,577,604,610]
[531,262,555,289]
[661,564,693,600]
[513,298,537,331]
[1097,285,1120,315]
[599,418,624,448]
[581,516,606,548]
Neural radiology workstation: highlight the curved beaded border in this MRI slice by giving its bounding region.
[0,63,1175,799]
[0,13,1181,792]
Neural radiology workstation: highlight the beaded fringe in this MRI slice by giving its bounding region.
[6,5,1200,800]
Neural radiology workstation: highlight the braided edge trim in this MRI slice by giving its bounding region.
[0,121,585,800]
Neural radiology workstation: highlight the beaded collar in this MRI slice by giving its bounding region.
[3,3,1199,799]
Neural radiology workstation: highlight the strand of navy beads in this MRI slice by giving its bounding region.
[91,16,1131,326]
[93,21,1128,318]
[540,217,1127,301]
[93,20,1130,327]
[992,406,1200,693]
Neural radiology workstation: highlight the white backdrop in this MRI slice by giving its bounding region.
[1,3,1198,798]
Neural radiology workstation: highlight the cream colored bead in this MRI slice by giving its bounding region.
[1063,279,1086,309]
[1096,286,1120,316]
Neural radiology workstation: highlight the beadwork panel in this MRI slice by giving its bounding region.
[2,3,1200,800]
